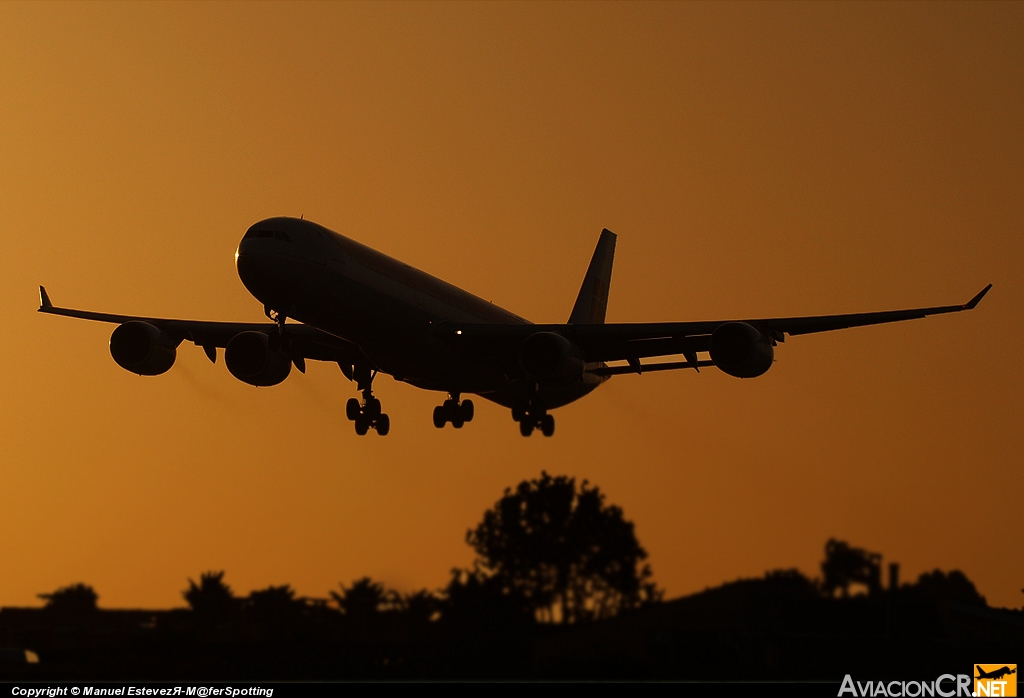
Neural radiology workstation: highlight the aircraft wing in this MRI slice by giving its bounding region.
[437,284,992,370]
[36,286,369,368]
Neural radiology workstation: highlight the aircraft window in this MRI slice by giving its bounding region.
[245,230,291,242]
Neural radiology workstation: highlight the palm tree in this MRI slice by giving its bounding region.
[183,571,238,621]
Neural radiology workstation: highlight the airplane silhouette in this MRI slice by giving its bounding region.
[39,217,991,436]
[976,666,1016,681]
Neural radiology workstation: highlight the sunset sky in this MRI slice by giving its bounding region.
[1,2,1021,610]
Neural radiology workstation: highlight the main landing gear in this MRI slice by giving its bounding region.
[345,366,390,436]
[433,394,474,429]
[512,403,555,437]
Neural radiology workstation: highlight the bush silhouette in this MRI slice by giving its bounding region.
[38,583,98,613]
[246,584,307,625]
[906,569,987,607]
[440,567,532,630]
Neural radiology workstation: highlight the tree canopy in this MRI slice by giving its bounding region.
[467,471,661,623]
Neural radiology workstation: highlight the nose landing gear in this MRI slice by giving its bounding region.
[345,366,390,436]
[513,402,554,437]
[433,393,474,429]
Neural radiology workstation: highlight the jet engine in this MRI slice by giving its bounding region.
[225,331,292,387]
[709,322,774,378]
[109,321,177,375]
[519,332,585,387]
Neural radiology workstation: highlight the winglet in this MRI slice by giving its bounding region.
[964,284,992,310]
[38,285,52,310]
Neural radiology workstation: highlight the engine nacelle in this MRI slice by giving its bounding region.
[109,321,176,375]
[709,322,774,378]
[225,331,292,387]
[519,332,585,387]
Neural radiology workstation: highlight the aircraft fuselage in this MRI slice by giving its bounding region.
[234,217,604,409]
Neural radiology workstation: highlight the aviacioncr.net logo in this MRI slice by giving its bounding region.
[839,674,973,697]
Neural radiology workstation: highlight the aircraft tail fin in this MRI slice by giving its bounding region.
[569,228,616,324]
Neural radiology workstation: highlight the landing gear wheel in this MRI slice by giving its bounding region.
[520,420,534,437]
[434,395,473,429]
[540,414,555,437]
[348,368,387,436]
[346,398,361,422]
[512,404,526,422]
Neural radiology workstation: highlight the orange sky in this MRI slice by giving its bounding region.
[1,2,1021,610]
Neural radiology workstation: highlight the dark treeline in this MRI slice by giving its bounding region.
[1,472,1021,680]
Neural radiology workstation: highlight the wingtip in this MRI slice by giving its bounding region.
[964,283,992,310]
[38,285,52,310]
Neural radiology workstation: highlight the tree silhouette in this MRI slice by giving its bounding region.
[330,577,396,621]
[467,472,661,624]
[183,571,238,620]
[38,583,98,613]
[821,539,882,597]
[398,589,440,625]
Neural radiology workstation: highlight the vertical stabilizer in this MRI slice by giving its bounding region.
[569,228,616,324]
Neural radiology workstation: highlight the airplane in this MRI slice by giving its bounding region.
[976,666,1016,681]
[38,217,991,437]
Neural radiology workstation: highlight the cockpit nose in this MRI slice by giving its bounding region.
[235,223,297,296]
[236,225,295,268]
[237,225,293,256]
